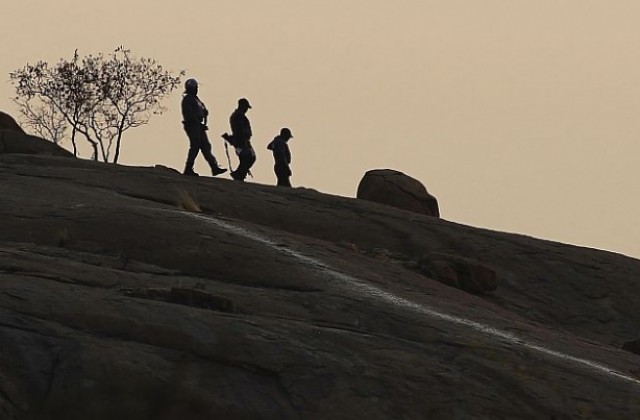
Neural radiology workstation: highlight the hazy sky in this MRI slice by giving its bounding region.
[3,1,640,258]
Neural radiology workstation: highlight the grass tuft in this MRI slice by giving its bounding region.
[175,187,201,213]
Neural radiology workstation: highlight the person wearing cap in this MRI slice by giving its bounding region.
[225,98,255,181]
[181,78,227,177]
[267,127,294,187]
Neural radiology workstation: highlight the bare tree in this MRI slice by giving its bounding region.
[10,48,184,162]
[15,96,68,146]
[11,51,109,160]
[98,47,184,163]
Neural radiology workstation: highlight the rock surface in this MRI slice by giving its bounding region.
[413,253,499,294]
[0,111,24,132]
[0,129,74,157]
[623,339,640,355]
[0,154,639,419]
[357,169,440,217]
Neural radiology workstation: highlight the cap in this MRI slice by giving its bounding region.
[238,98,252,109]
[280,127,293,138]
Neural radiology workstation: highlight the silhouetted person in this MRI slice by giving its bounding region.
[223,98,255,181]
[267,127,294,187]
[181,78,226,177]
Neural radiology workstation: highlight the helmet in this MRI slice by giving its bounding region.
[184,78,198,90]
[280,127,293,138]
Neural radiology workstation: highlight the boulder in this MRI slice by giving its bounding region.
[0,111,24,133]
[0,129,73,157]
[415,253,499,294]
[424,259,460,289]
[622,339,640,355]
[357,169,439,217]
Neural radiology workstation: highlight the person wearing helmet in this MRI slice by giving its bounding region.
[267,127,294,187]
[181,78,227,177]
[224,98,255,181]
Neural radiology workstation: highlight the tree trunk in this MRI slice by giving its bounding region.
[71,126,78,157]
[113,112,128,164]
[92,143,99,161]
[98,138,108,163]
[114,133,123,164]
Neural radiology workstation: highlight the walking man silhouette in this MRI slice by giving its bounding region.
[181,78,226,177]
[267,127,294,187]
[223,98,255,181]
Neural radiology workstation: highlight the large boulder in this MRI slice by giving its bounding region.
[0,111,25,133]
[0,129,74,157]
[357,169,440,217]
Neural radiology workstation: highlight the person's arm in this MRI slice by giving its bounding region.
[245,117,252,139]
[201,101,209,126]
[230,112,240,135]
[181,96,201,125]
[273,141,287,165]
[285,143,291,164]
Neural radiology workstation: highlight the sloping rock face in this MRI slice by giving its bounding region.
[0,154,640,419]
[357,169,440,217]
[623,339,640,355]
[0,111,24,133]
[0,129,73,157]
[412,253,499,294]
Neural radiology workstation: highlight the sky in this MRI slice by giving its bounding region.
[3,1,640,259]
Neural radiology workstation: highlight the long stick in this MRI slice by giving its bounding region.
[223,138,233,171]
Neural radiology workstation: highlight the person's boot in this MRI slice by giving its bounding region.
[183,168,199,176]
[211,166,227,176]
[230,171,243,181]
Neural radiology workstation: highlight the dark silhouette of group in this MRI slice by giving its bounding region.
[181,78,295,187]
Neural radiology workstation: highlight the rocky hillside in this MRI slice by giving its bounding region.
[1,151,640,419]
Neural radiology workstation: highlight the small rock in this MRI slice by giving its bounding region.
[154,164,180,174]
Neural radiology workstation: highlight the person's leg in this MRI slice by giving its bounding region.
[199,130,227,175]
[275,164,292,187]
[183,126,200,175]
[247,146,256,171]
[233,148,252,180]
[277,175,291,187]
